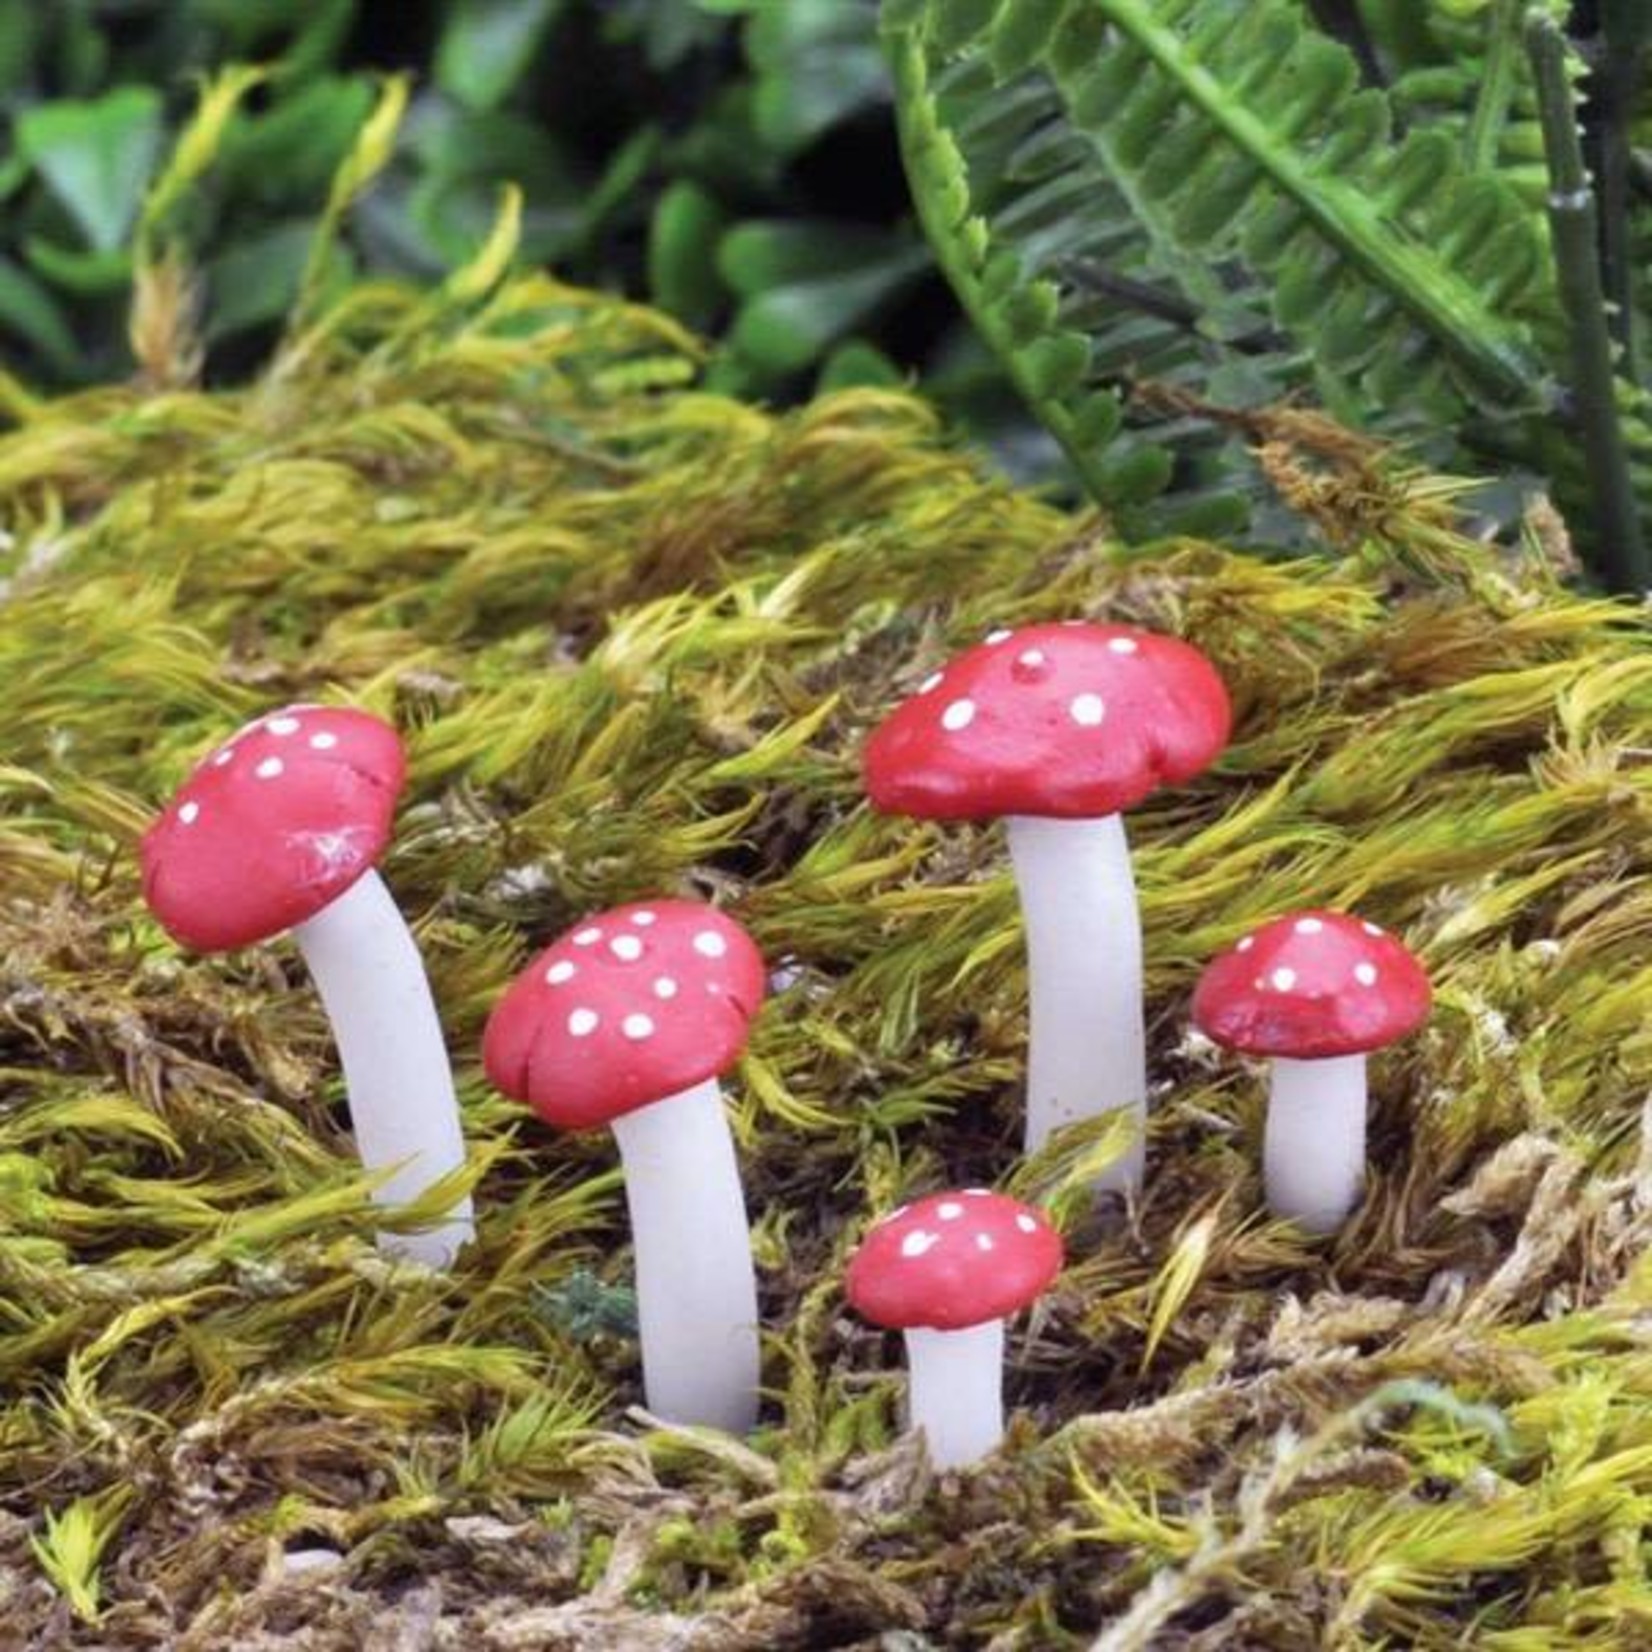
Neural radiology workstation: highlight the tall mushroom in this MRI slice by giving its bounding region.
[483,899,765,1433]
[864,623,1231,1187]
[141,704,473,1267]
[1191,910,1431,1234]
[846,1189,1062,1470]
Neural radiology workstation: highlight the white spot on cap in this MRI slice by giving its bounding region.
[1017,648,1046,668]
[212,748,233,767]
[631,910,656,926]
[900,1230,938,1259]
[610,935,643,962]
[963,1187,991,1196]
[937,1201,964,1220]
[255,757,284,780]
[986,628,1013,644]
[1015,1214,1039,1234]
[1295,917,1324,935]
[1354,962,1379,987]
[693,930,727,959]
[1271,967,1298,992]
[310,731,338,751]
[1108,636,1139,654]
[1236,936,1255,953]
[919,672,944,694]
[267,716,300,736]
[177,801,200,825]
[622,1014,655,1041]
[572,927,602,947]
[1362,921,1384,937]
[976,1234,996,1252]
[1069,693,1106,727]
[545,960,576,985]
[653,976,679,999]
[568,1008,599,1037]
[941,699,976,732]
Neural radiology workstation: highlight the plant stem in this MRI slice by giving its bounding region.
[903,1320,1006,1469]
[1526,12,1648,592]
[1265,1054,1368,1234]
[1463,0,1525,174]
[1595,1,1651,381]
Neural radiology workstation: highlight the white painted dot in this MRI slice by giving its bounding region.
[653,977,679,1000]
[1295,918,1324,935]
[986,628,1013,644]
[568,1009,599,1037]
[631,910,657,926]
[1362,921,1384,937]
[964,1188,992,1197]
[1070,693,1107,727]
[1017,648,1046,668]
[610,935,643,962]
[1015,1214,1038,1234]
[1108,636,1139,654]
[178,801,200,825]
[1271,967,1298,992]
[545,960,576,985]
[255,757,284,780]
[1254,977,1267,991]
[212,748,233,767]
[941,698,976,732]
[266,716,301,736]
[900,1230,938,1259]
[622,1013,655,1041]
[937,1201,964,1220]
[1236,936,1255,953]
[572,927,602,947]
[310,731,338,751]
[1354,963,1379,987]
[919,672,944,694]
[976,1233,996,1252]
[693,931,728,959]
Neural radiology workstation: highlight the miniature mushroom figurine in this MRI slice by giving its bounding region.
[846,1189,1062,1470]
[864,623,1231,1188]
[141,704,473,1266]
[483,899,765,1433]
[1191,910,1432,1234]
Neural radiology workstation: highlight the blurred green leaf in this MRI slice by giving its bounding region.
[222,77,375,207]
[23,237,131,296]
[17,86,163,252]
[436,0,564,112]
[817,337,904,390]
[0,257,80,374]
[0,0,42,95]
[746,0,886,156]
[204,220,315,339]
[719,219,918,294]
[648,180,730,329]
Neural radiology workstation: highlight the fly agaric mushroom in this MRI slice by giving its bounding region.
[847,1189,1061,1470]
[141,704,473,1266]
[1191,910,1431,1234]
[483,899,765,1433]
[864,623,1230,1188]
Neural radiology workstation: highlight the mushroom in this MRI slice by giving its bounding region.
[846,1189,1062,1470]
[141,704,473,1266]
[863,623,1231,1188]
[483,899,765,1433]
[1190,910,1432,1234]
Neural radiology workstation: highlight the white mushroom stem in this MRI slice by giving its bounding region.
[902,1319,1006,1470]
[292,869,474,1267]
[609,1077,760,1433]
[1005,813,1146,1188]
[1264,1053,1368,1235]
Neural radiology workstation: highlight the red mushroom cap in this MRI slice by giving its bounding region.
[863,622,1231,821]
[141,705,406,952]
[846,1190,1062,1332]
[483,899,765,1132]
[1191,910,1431,1059]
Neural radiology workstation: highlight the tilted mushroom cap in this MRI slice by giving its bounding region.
[141,705,406,952]
[863,622,1231,821]
[1191,910,1431,1059]
[846,1190,1062,1332]
[483,899,765,1132]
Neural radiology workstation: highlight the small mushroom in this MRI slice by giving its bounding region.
[864,623,1230,1188]
[483,899,764,1433]
[1191,910,1432,1234]
[845,1189,1062,1469]
[141,704,473,1266]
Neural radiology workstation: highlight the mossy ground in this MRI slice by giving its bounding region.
[2,273,1651,1650]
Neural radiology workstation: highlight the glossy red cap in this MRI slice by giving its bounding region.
[141,705,406,952]
[863,622,1230,821]
[483,899,765,1131]
[1192,910,1431,1059]
[846,1190,1062,1332]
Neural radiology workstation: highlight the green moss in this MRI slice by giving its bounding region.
[1,270,1651,1647]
